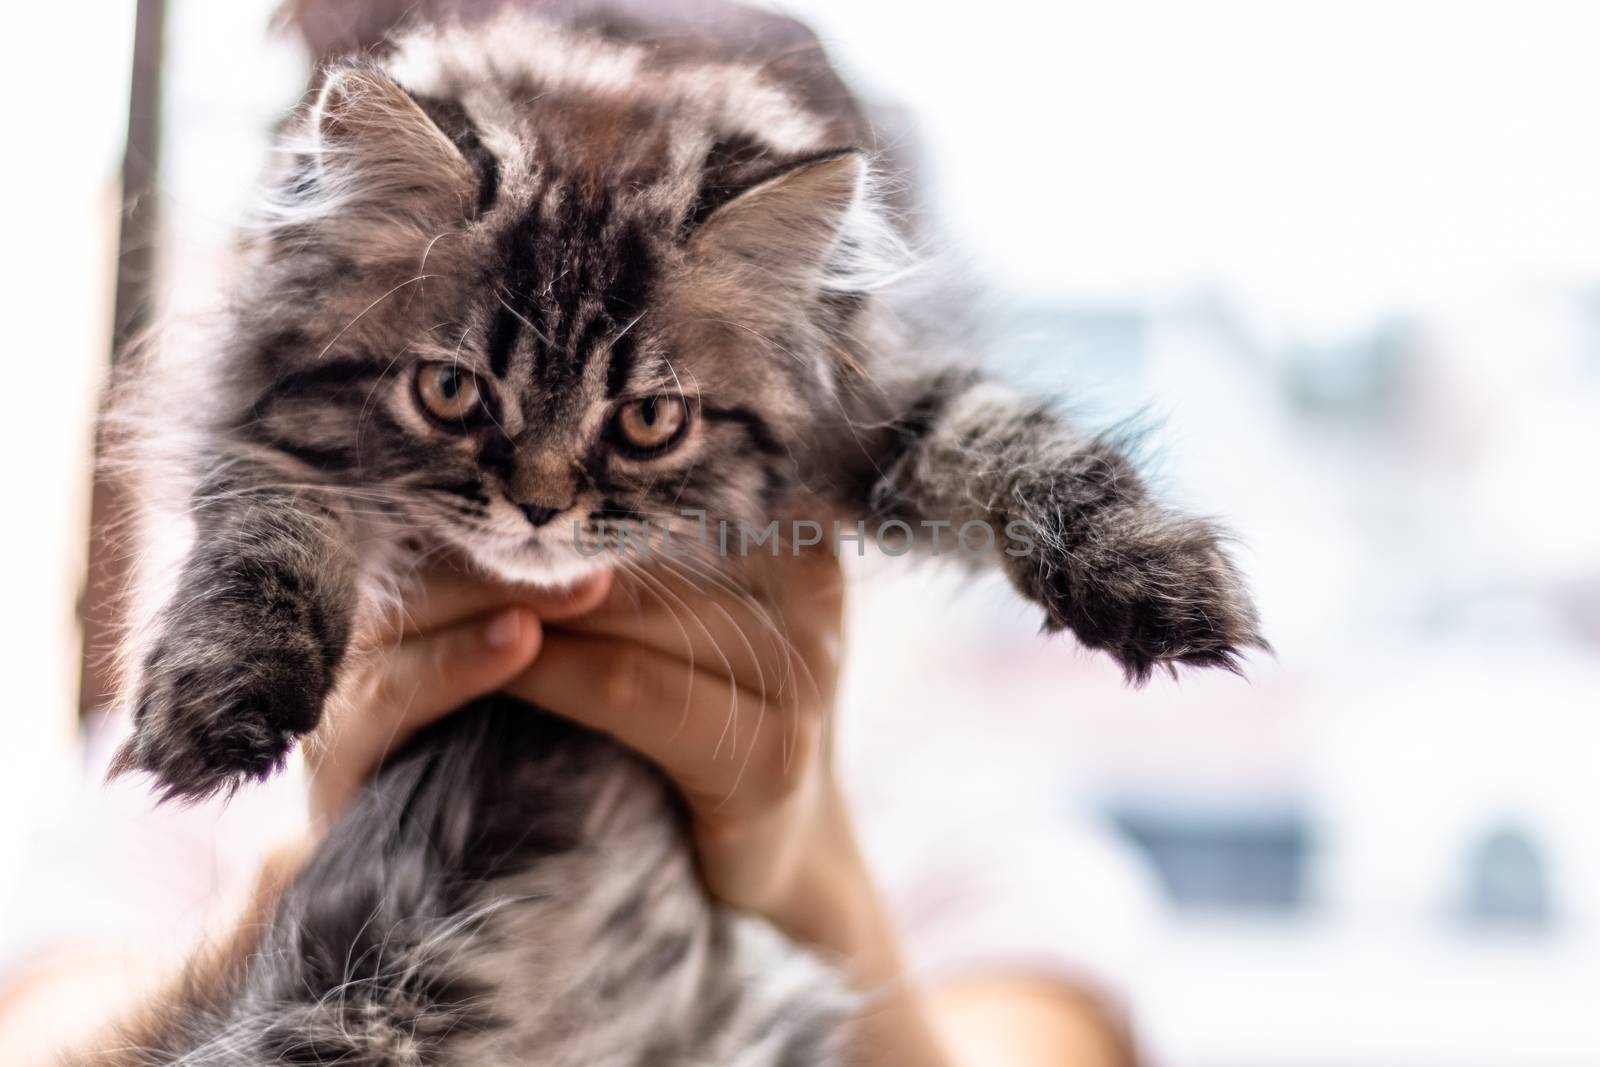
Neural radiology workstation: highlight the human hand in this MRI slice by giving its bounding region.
[304,547,859,957]
[304,565,611,828]
[307,551,925,1042]
[500,549,868,955]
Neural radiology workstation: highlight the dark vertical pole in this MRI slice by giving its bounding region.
[80,0,167,720]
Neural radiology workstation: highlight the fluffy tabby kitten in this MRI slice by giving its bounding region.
[99,1,1263,1063]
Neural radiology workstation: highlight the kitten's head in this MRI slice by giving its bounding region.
[227,46,886,584]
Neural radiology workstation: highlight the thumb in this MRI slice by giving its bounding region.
[311,606,543,825]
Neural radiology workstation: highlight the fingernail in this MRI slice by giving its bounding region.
[484,608,523,650]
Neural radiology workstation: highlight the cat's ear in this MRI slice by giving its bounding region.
[688,151,864,287]
[302,66,478,225]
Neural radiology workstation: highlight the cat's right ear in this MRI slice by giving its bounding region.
[291,66,480,236]
[687,151,865,289]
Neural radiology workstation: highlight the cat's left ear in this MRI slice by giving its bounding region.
[688,150,864,287]
[303,65,478,225]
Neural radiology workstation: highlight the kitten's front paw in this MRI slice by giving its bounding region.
[1007,506,1266,683]
[111,633,332,802]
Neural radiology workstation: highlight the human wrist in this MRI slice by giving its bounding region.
[770,811,956,1067]
[762,783,903,986]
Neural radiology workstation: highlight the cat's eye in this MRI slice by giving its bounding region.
[610,395,691,457]
[414,363,488,427]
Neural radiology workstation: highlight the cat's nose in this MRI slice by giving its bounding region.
[519,503,563,528]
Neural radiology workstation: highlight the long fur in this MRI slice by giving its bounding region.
[94,1,1264,1063]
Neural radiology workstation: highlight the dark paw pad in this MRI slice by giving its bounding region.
[1008,508,1266,683]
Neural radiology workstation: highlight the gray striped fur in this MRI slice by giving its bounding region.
[98,2,1261,1063]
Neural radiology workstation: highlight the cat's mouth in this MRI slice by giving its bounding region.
[464,528,612,588]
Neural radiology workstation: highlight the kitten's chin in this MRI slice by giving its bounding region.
[464,537,614,589]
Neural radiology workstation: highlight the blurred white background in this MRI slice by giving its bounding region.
[3,2,1598,1064]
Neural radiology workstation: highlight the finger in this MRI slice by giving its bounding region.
[309,606,542,822]
[520,567,615,621]
[562,558,841,699]
[504,633,818,808]
[563,573,798,697]
[377,606,544,725]
[375,566,612,639]
[741,542,846,610]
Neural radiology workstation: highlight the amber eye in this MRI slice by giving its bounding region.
[414,362,487,426]
[611,395,691,456]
